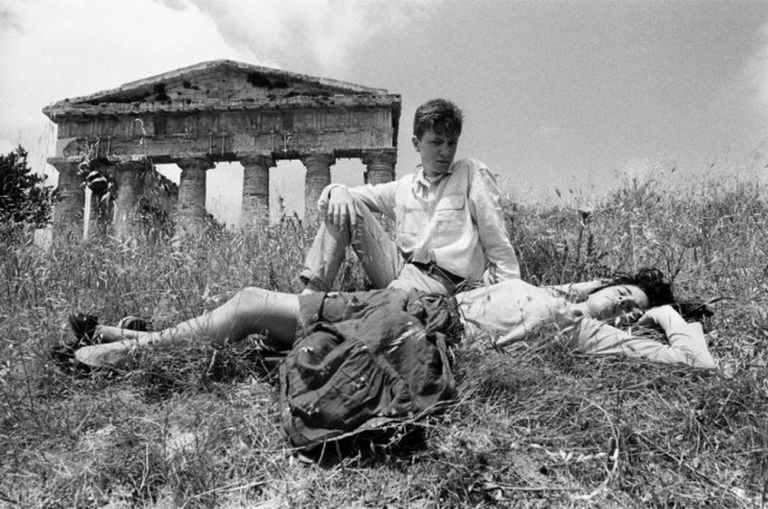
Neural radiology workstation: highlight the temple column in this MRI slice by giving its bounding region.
[113,160,147,241]
[174,157,213,241]
[362,149,397,185]
[301,153,335,222]
[50,159,85,243]
[85,162,114,239]
[240,154,274,230]
[86,190,100,239]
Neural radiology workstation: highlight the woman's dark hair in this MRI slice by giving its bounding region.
[599,267,676,308]
[591,268,715,320]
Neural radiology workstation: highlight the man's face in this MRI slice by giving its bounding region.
[412,128,459,177]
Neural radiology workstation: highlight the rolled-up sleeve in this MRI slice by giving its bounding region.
[349,181,399,219]
[317,181,400,220]
[469,165,520,281]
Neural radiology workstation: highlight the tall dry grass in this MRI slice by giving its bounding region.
[0,172,766,507]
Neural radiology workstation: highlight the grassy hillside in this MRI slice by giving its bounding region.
[1,174,766,507]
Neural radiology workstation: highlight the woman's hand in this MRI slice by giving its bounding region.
[637,305,686,332]
[612,308,644,327]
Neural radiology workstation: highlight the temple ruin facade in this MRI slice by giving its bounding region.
[43,60,401,241]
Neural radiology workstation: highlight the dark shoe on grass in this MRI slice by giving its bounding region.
[52,312,102,375]
[54,312,149,375]
[117,315,151,332]
[68,312,99,343]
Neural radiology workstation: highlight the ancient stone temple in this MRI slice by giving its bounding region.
[43,60,401,241]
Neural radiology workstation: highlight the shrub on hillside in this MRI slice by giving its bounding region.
[0,146,57,242]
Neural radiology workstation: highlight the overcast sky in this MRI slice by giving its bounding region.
[1,0,767,224]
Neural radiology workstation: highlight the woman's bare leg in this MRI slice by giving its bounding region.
[74,287,301,368]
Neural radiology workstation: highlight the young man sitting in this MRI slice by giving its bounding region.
[300,98,520,295]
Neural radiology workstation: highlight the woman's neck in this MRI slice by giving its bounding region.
[553,302,594,331]
[569,302,593,319]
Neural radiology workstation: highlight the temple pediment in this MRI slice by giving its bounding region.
[43,60,401,163]
[43,60,398,117]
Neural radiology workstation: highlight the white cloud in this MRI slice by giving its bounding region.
[185,0,438,74]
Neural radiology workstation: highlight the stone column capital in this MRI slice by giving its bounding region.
[49,159,75,171]
[115,159,149,172]
[94,160,116,169]
[176,157,215,171]
[48,156,84,167]
[361,149,397,167]
[300,152,336,168]
[240,154,275,169]
[362,149,397,185]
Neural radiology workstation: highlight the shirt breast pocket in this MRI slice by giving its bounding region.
[396,205,421,242]
[433,195,466,233]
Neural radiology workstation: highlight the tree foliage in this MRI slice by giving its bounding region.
[0,145,57,227]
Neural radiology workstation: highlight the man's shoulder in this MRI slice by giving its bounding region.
[454,158,502,189]
[354,174,411,192]
[444,158,497,190]
[450,157,488,173]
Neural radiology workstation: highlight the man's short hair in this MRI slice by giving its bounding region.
[413,99,463,140]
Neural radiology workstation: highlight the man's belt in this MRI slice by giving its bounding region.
[410,261,465,292]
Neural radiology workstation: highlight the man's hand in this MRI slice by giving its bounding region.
[324,186,358,232]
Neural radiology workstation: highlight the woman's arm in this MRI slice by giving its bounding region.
[564,305,717,369]
[546,279,611,301]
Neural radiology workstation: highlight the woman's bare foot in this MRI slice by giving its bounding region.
[74,342,133,368]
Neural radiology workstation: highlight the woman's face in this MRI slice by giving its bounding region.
[585,284,649,320]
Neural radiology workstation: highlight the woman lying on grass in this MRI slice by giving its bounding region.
[67,268,716,371]
[457,268,716,369]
